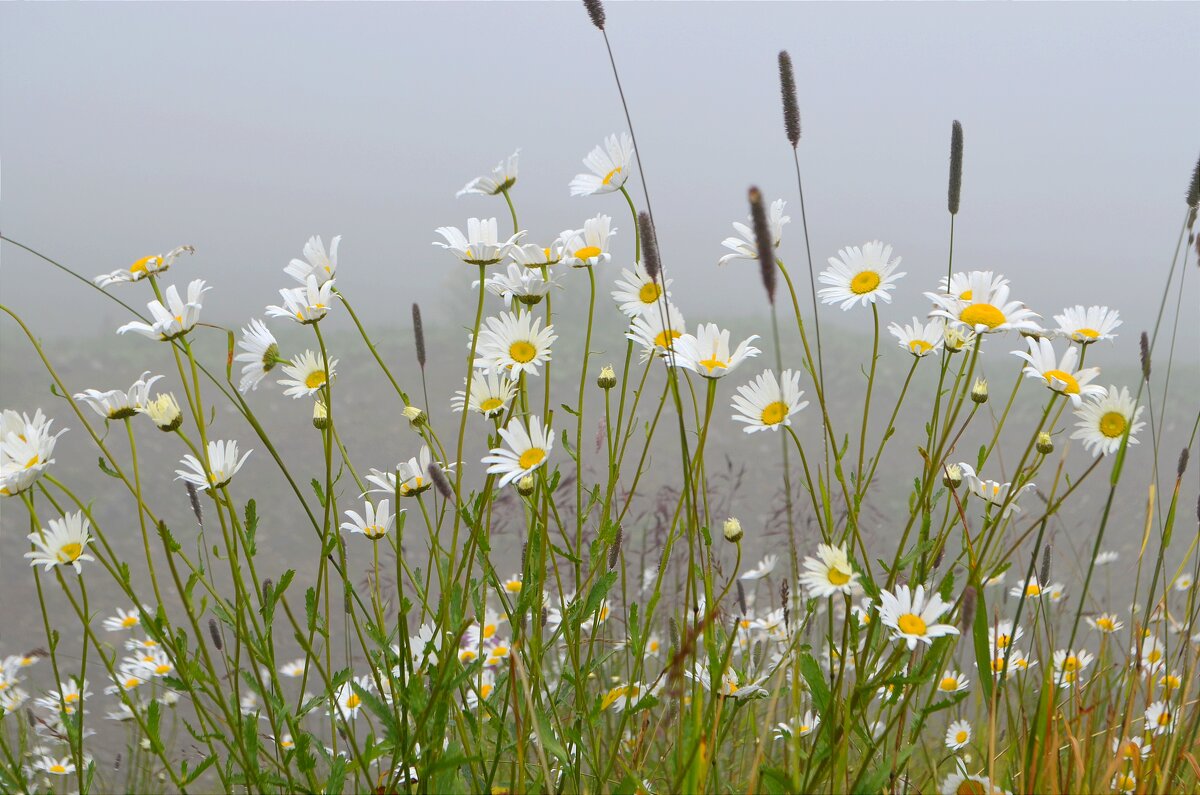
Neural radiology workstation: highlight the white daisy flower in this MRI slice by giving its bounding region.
[1095,550,1120,566]
[25,511,95,574]
[675,323,761,379]
[731,369,808,434]
[1174,574,1193,592]
[329,675,373,721]
[627,302,687,363]
[33,755,76,776]
[1052,648,1094,688]
[433,218,524,266]
[1145,700,1175,735]
[888,317,945,358]
[817,241,905,310]
[939,772,1005,795]
[104,663,147,695]
[1012,337,1105,406]
[1134,636,1167,673]
[175,439,251,491]
[798,543,860,598]
[1070,385,1144,457]
[509,231,573,268]
[395,446,445,497]
[569,133,634,197]
[600,682,644,712]
[35,677,90,715]
[937,670,970,693]
[75,371,163,421]
[266,274,335,324]
[93,246,193,288]
[1053,305,1121,343]
[103,607,145,632]
[137,649,175,678]
[937,270,1008,302]
[280,659,306,678]
[277,350,337,399]
[877,583,960,650]
[234,319,281,392]
[988,620,1025,653]
[500,573,523,595]
[452,371,519,419]
[0,408,66,498]
[562,214,616,268]
[481,262,558,306]
[457,149,519,197]
[117,279,210,341]
[1009,576,1048,600]
[718,199,789,266]
[140,393,182,431]
[1086,613,1124,633]
[945,719,972,750]
[482,416,554,488]
[927,270,1041,334]
[472,311,557,378]
[611,264,671,318]
[1113,735,1150,761]
[465,669,497,709]
[740,554,778,581]
[1111,772,1137,794]
[956,463,1035,518]
[284,235,340,286]
[773,710,820,740]
[341,499,394,541]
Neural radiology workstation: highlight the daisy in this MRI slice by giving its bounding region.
[1145,700,1175,735]
[562,214,616,267]
[627,302,687,363]
[433,218,524,266]
[1087,613,1124,634]
[465,669,497,709]
[0,687,29,716]
[266,274,335,324]
[1071,386,1144,457]
[176,439,251,491]
[945,719,972,751]
[937,670,970,693]
[988,620,1025,653]
[457,149,519,197]
[0,409,66,498]
[234,319,281,392]
[277,350,337,399]
[462,610,507,650]
[1012,338,1105,406]
[740,554,778,581]
[817,241,905,310]
[452,371,518,418]
[482,416,554,488]
[888,317,945,358]
[1095,550,1120,566]
[75,371,163,420]
[1111,773,1137,794]
[509,231,572,269]
[280,659,306,678]
[956,463,1035,518]
[600,682,643,712]
[36,677,90,714]
[718,199,789,266]
[937,270,1008,302]
[1175,575,1194,592]
[341,499,394,540]
[284,235,340,286]
[330,675,373,721]
[1053,305,1121,343]
[1113,735,1150,761]
[611,264,671,318]
[927,270,1041,334]
[138,649,175,678]
[472,311,557,378]
[877,583,960,650]
[482,262,557,306]
[799,543,860,598]
[93,245,193,288]
[675,323,761,379]
[103,607,145,632]
[33,755,76,776]
[25,511,95,574]
[1134,636,1167,673]
[140,393,182,431]
[568,133,634,197]
[731,369,808,433]
[1052,648,1094,688]
[395,446,442,496]
[117,279,210,341]
[1009,576,1048,600]
[939,772,1005,795]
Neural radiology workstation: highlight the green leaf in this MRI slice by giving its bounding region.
[98,456,122,479]
[972,586,995,703]
[799,652,831,716]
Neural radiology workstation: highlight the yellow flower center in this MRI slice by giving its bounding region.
[956,781,987,795]
[124,677,141,689]
[638,281,661,304]
[518,448,546,470]
[940,676,959,691]
[760,401,789,426]
[509,340,537,363]
[49,764,67,774]
[480,683,494,698]
[479,397,504,413]
[345,693,361,710]
[1042,369,1080,394]
[1074,327,1100,339]
[698,356,728,373]
[960,303,1006,329]
[504,579,522,592]
[1158,709,1171,726]
[1025,582,1042,597]
[1163,675,1181,690]
[1096,617,1115,631]
[959,289,973,300]
[130,256,155,276]
[996,633,1011,649]
[653,329,681,349]
[24,454,40,469]
[574,245,602,261]
[850,270,881,295]
[827,567,851,586]
[58,543,83,563]
[908,340,932,355]
[601,166,622,186]
[64,692,79,704]
[1146,649,1162,663]
[155,663,172,675]
[896,613,927,636]
[955,730,969,744]
[365,525,386,539]
[1099,411,1127,438]
[304,370,327,389]
[483,622,497,639]
[121,615,139,627]
[460,649,477,662]
[1063,655,1079,672]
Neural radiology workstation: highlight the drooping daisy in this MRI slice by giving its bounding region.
[562,214,616,268]
[675,323,761,379]
[266,274,335,324]
[451,371,518,418]
[611,264,671,318]
[329,675,373,721]
[799,543,860,598]
[927,270,1041,334]
[395,446,445,497]
[457,149,519,197]
[627,302,687,363]
[740,554,778,581]
[817,241,906,310]
[25,511,95,574]
[277,350,337,399]
[140,393,182,432]
[937,670,970,693]
[93,245,194,288]
[472,311,557,378]
[1070,385,1144,457]
[284,235,340,286]
[888,317,945,358]
[0,408,66,497]
[877,583,960,650]
[117,279,210,341]
[1087,613,1124,634]
[433,218,524,266]
[718,199,789,266]
[600,682,644,712]
[75,372,163,420]
[341,499,394,541]
[956,463,1035,518]
[1145,700,1175,735]
[945,719,972,750]
[1013,337,1105,406]
[509,231,572,269]
[1053,305,1121,344]
[103,607,145,632]
[175,439,251,491]
[1113,735,1150,762]
[731,369,808,434]
[482,416,554,488]
[569,133,634,197]
[234,319,281,392]
[482,262,557,306]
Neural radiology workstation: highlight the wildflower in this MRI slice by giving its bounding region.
[482,262,557,306]
[75,371,163,420]
[463,610,507,650]
[877,584,960,650]
[942,463,964,489]
[472,311,557,378]
[465,669,497,709]
[718,199,790,266]
[1087,613,1124,634]
[675,323,761,379]
[25,511,95,574]
[452,371,518,418]
[33,755,76,776]
[942,327,975,352]
[945,719,972,750]
[927,270,1041,334]
[517,475,535,496]
[569,133,634,196]
[1045,583,1067,602]
[1036,431,1054,454]
[1175,575,1194,592]
[937,670,970,693]
[1053,305,1121,343]
[1145,700,1175,735]
[1071,386,1145,457]
[983,570,1006,588]
[938,270,1008,302]
[434,218,524,266]
[457,149,519,197]
[117,279,210,341]
[1134,636,1167,673]
[103,607,145,632]
[562,214,616,267]
[799,543,860,598]
[1160,672,1182,693]
[611,264,671,318]
[403,405,427,429]
[510,233,571,268]
[0,409,66,497]
[731,369,808,433]
[1113,735,1150,761]
[280,659,306,678]
[0,687,29,716]
[600,682,643,712]
[939,772,1006,795]
[341,499,394,541]
[687,663,767,699]
[597,364,617,390]
[888,317,945,358]
[774,711,820,740]
[266,274,335,324]
[234,319,281,392]
[284,235,340,286]
[723,517,744,543]
[1013,337,1105,406]
[500,573,523,595]
[93,245,193,287]
[141,393,182,431]
[970,378,989,404]
[483,416,554,488]
[1052,648,1094,688]
[1111,772,1137,794]
[330,675,373,721]
[138,649,175,678]
[35,677,90,715]
[957,463,1035,518]
[1095,550,1120,566]
[989,620,1025,653]
[175,439,251,491]
[817,241,905,310]
[312,401,329,429]
[278,351,338,399]
[395,446,445,496]
[1009,576,1047,600]
[627,302,687,363]
[740,554,777,581]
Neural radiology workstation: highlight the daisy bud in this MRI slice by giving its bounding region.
[517,475,536,497]
[428,461,455,501]
[948,120,964,216]
[144,393,182,432]
[312,400,329,430]
[1187,151,1200,209]
[748,187,777,305]
[638,211,661,283]
[943,463,963,489]
[778,51,801,147]
[943,328,969,353]
[597,364,617,390]
[1140,331,1151,381]
[582,0,605,31]
[412,303,426,368]
[403,405,427,429]
[1036,432,1054,455]
[970,378,988,404]
[723,517,744,544]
